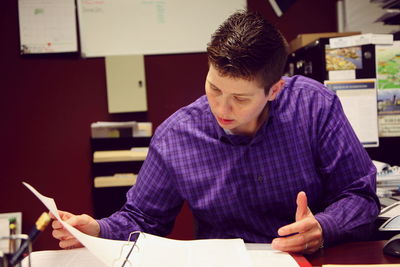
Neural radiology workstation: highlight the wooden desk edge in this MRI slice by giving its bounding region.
[305,240,400,266]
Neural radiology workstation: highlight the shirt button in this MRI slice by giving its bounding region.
[257,176,263,183]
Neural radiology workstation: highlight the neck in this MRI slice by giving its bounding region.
[232,103,270,137]
[254,103,270,134]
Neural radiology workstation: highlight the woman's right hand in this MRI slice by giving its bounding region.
[51,210,100,249]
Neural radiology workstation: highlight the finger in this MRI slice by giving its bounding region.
[52,211,86,230]
[275,227,319,248]
[272,236,308,252]
[52,220,64,230]
[278,217,315,236]
[59,238,82,249]
[274,221,323,253]
[272,233,320,253]
[65,214,92,227]
[59,211,76,221]
[51,211,75,229]
[278,239,320,254]
[49,212,57,220]
[50,211,64,219]
[273,239,319,254]
[51,210,78,225]
[52,228,74,241]
[295,191,309,221]
[273,229,307,249]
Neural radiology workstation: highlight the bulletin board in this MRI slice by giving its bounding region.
[77,0,247,57]
[18,0,78,54]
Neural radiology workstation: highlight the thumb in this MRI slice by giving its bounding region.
[295,191,309,221]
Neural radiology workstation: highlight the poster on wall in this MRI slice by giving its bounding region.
[376,41,400,137]
[324,79,379,147]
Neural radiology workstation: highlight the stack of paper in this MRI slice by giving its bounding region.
[329,33,393,48]
[374,161,400,198]
[91,121,137,138]
[91,121,152,138]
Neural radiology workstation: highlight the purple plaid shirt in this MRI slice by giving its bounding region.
[98,75,380,246]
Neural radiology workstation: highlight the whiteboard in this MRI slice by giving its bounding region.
[76,0,246,57]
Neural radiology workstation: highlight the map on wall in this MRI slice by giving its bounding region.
[376,41,400,137]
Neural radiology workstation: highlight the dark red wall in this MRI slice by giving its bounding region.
[0,0,337,251]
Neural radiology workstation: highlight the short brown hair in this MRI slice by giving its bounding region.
[207,10,288,94]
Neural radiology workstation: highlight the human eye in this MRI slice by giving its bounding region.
[210,85,221,94]
[234,96,250,103]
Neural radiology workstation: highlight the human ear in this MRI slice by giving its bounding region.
[267,79,284,101]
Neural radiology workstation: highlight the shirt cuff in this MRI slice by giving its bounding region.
[314,212,341,246]
[97,218,113,239]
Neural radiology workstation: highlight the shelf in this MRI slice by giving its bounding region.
[93,147,148,163]
[94,174,137,188]
[91,136,151,218]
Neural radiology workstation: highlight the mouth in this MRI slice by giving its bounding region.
[217,117,234,125]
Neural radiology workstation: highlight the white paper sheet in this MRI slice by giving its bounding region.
[246,244,299,267]
[23,182,127,266]
[21,248,107,267]
[22,182,253,267]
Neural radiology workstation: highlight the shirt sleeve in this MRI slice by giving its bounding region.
[313,95,380,246]
[97,134,184,240]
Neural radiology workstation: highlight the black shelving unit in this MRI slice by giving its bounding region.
[91,137,151,218]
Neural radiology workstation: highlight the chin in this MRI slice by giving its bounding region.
[220,124,237,131]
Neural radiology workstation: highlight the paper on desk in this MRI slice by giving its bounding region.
[379,201,400,219]
[22,245,301,267]
[323,265,400,267]
[21,248,107,267]
[245,243,299,267]
[22,182,253,267]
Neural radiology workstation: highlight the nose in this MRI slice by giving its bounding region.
[217,97,232,117]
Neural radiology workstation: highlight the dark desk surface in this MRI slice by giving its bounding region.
[306,241,400,266]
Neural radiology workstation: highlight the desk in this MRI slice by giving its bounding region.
[15,241,400,267]
[306,241,400,266]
